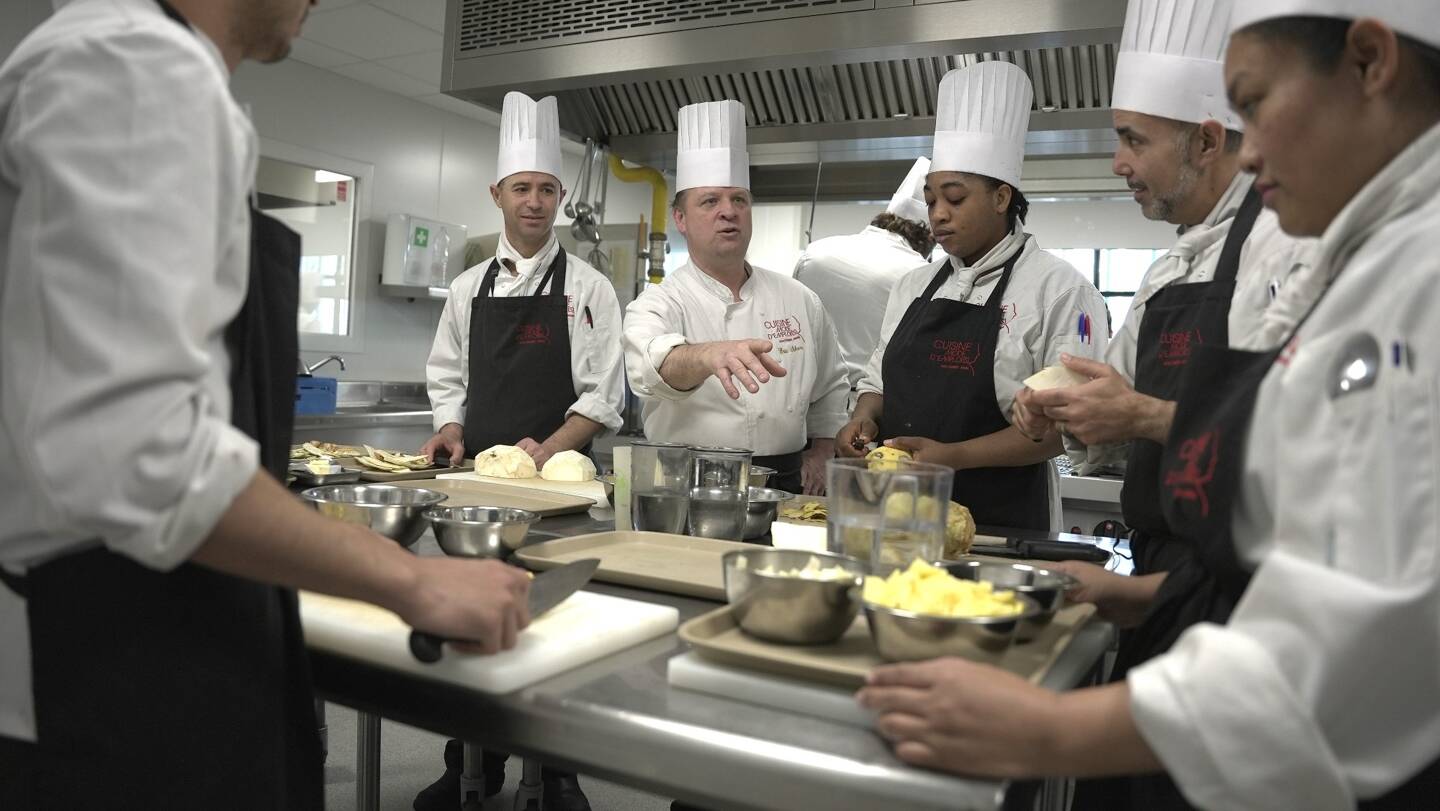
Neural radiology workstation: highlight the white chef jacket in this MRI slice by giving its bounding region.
[0,0,260,741]
[1066,171,1318,473]
[426,230,626,434]
[855,229,1110,529]
[623,260,850,455]
[1129,122,1440,810]
[793,225,931,388]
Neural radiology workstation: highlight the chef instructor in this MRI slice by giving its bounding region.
[422,92,625,470]
[837,62,1110,530]
[623,100,849,495]
[0,1,531,808]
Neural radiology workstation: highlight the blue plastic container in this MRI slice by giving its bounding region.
[295,376,338,415]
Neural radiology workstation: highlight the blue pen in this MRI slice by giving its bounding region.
[1393,341,1403,368]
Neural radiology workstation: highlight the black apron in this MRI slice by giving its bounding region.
[879,246,1050,530]
[0,203,323,809]
[461,249,583,458]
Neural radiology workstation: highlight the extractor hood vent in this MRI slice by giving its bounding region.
[458,0,872,55]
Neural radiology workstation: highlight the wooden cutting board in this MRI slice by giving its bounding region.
[516,531,752,601]
[678,602,1095,689]
[438,471,606,504]
[387,479,593,518]
[300,590,678,694]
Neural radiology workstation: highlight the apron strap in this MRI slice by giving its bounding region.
[0,567,27,599]
[478,246,569,299]
[1212,186,1264,286]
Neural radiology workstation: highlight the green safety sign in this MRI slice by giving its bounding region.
[413,226,430,248]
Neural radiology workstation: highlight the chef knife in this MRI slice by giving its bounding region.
[968,538,1111,564]
[408,558,601,664]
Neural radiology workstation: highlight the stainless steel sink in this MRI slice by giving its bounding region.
[334,380,429,411]
[332,403,430,415]
[294,381,435,451]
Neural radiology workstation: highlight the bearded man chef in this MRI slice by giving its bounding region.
[417,91,620,811]
[421,92,625,473]
[1008,6,1319,806]
[836,62,1110,531]
[859,2,1440,808]
[793,157,936,393]
[0,1,532,808]
[623,100,849,496]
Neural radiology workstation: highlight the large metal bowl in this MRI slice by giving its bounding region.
[723,549,867,644]
[943,561,1077,641]
[300,484,447,548]
[863,595,1041,660]
[742,487,794,540]
[425,505,538,558]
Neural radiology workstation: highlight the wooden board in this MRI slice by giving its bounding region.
[515,531,752,600]
[678,602,1096,689]
[342,459,474,482]
[387,478,593,518]
[439,471,607,504]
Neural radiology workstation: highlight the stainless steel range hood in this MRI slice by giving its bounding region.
[441,0,1127,199]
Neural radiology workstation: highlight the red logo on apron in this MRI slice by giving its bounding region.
[1159,328,1203,367]
[515,323,552,345]
[929,339,981,374]
[764,317,803,343]
[999,302,1018,333]
[1164,429,1220,517]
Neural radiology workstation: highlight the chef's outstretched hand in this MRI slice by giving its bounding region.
[857,657,1060,778]
[885,436,961,469]
[420,422,466,466]
[400,558,532,655]
[703,338,788,400]
[1027,355,1152,446]
[836,418,879,458]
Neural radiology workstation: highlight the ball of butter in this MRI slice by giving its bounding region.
[540,449,597,482]
[1022,364,1089,391]
[475,444,538,479]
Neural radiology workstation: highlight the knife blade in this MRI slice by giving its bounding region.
[408,558,600,664]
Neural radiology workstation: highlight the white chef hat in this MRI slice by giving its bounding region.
[496,91,564,183]
[885,157,931,224]
[931,62,1033,188]
[675,100,750,192]
[1230,0,1440,51]
[1113,0,1242,130]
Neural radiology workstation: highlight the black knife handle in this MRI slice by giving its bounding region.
[409,630,449,664]
[1019,540,1111,564]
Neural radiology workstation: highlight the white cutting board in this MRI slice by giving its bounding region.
[301,590,677,693]
[667,652,872,728]
[438,471,607,504]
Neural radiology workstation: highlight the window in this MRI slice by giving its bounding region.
[256,156,358,337]
[1046,248,1165,334]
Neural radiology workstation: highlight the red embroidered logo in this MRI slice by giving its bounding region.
[929,339,981,374]
[999,302,1018,334]
[764,317,803,343]
[1159,328,1204,367]
[1164,429,1220,517]
[515,323,551,345]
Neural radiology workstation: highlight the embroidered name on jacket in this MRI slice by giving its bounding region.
[515,323,552,345]
[765,317,803,343]
[1160,328,1203,367]
[1164,429,1220,517]
[929,339,981,374]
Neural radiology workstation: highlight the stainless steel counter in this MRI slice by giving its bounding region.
[308,509,1113,811]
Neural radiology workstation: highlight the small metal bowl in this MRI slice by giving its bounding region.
[597,473,616,507]
[943,561,1077,641]
[300,484,447,548]
[723,549,867,644]
[742,487,794,540]
[748,465,776,488]
[425,505,539,558]
[864,594,1041,660]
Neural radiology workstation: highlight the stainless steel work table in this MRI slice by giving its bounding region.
[307,508,1114,811]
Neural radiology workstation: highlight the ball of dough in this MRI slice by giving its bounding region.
[865,446,913,471]
[475,444,537,479]
[540,450,597,482]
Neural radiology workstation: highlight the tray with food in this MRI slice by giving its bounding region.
[439,444,607,501]
[681,550,1094,688]
[515,531,753,600]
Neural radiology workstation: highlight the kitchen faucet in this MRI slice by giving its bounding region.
[303,355,346,375]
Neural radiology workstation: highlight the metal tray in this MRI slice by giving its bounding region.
[678,602,1096,689]
[287,464,362,487]
[387,479,593,518]
[515,531,753,600]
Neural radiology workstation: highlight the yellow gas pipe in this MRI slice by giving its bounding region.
[607,153,668,284]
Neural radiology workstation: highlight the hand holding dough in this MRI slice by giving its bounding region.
[1023,364,1090,391]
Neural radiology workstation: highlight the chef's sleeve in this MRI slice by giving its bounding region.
[426,276,469,430]
[855,272,915,398]
[804,293,851,438]
[1063,298,1141,472]
[0,34,257,571]
[1129,327,1440,808]
[622,285,693,402]
[566,277,625,431]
